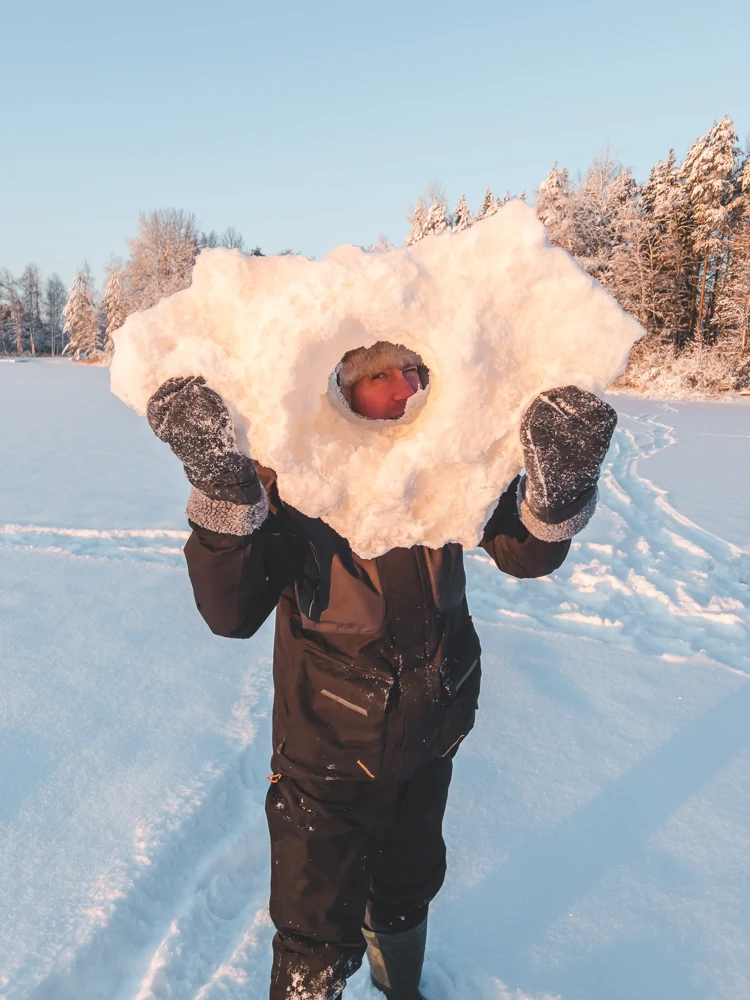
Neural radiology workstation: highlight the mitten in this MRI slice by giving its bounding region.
[147,376,267,534]
[519,385,617,541]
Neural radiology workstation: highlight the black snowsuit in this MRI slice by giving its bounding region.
[184,466,570,998]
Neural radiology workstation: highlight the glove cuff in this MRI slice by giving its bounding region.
[186,486,269,536]
[184,455,264,507]
[517,474,598,542]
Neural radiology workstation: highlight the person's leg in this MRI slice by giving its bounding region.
[368,756,453,929]
[266,773,395,1000]
[364,757,453,998]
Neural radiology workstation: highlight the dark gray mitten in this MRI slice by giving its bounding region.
[519,385,617,542]
[147,376,267,535]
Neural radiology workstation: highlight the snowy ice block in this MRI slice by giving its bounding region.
[110,201,642,558]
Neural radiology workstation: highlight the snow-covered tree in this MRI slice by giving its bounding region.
[19,263,43,356]
[199,229,220,249]
[452,194,472,232]
[44,274,67,356]
[716,219,750,350]
[10,296,23,355]
[62,265,100,360]
[0,270,23,354]
[101,267,127,354]
[715,159,750,350]
[474,187,501,223]
[406,197,428,245]
[574,150,638,284]
[636,150,694,345]
[124,208,198,312]
[0,302,10,354]
[422,194,451,237]
[680,118,739,340]
[536,164,577,253]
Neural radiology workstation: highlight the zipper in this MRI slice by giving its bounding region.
[416,547,440,704]
[453,658,479,695]
[307,541,320,618]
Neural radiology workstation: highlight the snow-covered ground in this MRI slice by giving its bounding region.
[1,360,748,1000]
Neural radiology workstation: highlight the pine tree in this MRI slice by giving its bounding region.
[575,150,635,285]
[422,194,450,237]
[62,266,100,360]
[452,194,472,232]
[198,229,220,249]
[638,150,694,345]
[536,165,577,253]
[405,197,428,245]
[680,117,739,341]
[715,158,750,351]
[101,267,127,354]
[474,187,501,223]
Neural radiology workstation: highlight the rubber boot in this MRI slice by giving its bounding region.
[362,917,427,1000]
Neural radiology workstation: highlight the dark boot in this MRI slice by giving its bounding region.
[362,917,427,999]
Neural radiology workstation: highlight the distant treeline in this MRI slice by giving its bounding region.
[0,216,269,360]
[4,117,749,394]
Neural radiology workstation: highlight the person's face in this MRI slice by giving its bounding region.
[350,365,420,420]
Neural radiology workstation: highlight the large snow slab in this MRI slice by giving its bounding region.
[110,202,641,557]
[2,361,748,1000]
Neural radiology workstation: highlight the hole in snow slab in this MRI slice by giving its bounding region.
[328,341,430,425]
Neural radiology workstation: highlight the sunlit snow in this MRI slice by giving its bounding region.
[2,361,749,1000]
[110,202,641,556]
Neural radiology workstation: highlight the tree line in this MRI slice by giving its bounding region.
[0,212,266,360]
[0,266,67,357]
[405,117,750,394]
[4,117,749,392]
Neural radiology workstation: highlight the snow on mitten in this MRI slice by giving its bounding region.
[518,385,617,542]
[147,376,267,535]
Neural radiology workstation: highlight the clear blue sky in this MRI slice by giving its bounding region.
[2,0,747,290]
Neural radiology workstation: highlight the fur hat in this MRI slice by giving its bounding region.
[337,341,428,406]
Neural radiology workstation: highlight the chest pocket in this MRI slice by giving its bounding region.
[280,648,394,780]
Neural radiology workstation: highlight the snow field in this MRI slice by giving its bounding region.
[467,403,749,672]
[1,362,749,1000]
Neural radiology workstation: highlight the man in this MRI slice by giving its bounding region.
[147,341,616,1000]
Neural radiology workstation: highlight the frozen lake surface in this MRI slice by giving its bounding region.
[1,361,748,1000]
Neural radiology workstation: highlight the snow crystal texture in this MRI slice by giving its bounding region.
[110,201,641,557]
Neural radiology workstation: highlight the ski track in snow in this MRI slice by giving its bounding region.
[468,410,749,677]
[19,675,278,1000]
[3,407,749,1000]
[0,524,189,567]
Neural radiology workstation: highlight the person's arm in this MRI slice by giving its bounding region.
[480,475,570,578]
[482,386,617,579]
[147,375,300,638]
[184,495,300,638]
